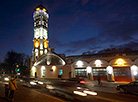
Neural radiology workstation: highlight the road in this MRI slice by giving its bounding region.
[0,81,138,102]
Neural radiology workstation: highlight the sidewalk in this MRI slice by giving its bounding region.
[0,82,65,102]
[87,81,129,93]
[92,81,129,87]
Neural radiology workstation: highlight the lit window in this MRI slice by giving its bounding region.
[36,8,40,11]
[76,61,83,67]
[95,60,102,67]
[59,69,63,75]
[34,39,40,48]
[52,66,56,71]
[40,50,43,55]
[32,66,36,76]
[42,21,44,25]
[45,49,47,54]
[43,8,46,12]
[35,49,38,56]
[39,21,41,25]
[43,39,48,48]
[46,23,48,27]
[34,22,36,27]
[115,58,125,66]
[40,44,43,49]
[41,66,46,76]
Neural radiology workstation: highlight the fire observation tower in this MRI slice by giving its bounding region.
[33,4,49,62]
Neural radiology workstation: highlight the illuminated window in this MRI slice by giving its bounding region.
[44,49,47,54]
[42,21,44,25]
[35,29,39,38]
[41,66,46,76]
[34,22,36,27]
[32,66,36,76]
[34,39,40,48]
[36,8,40,11]
[39,21,41,25]
[59,69,63,75]
[115,58,125,66]
[35,49,38,56]
[76,60,83,67]
[43,29,47,39]
[52,66,56,71]
[40,44,43,49]
[40,50,43,55]
[43,39,48,48]
[43,8,46,12]
[95,60,102,67]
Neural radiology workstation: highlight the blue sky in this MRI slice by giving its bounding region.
[0,0,138,61]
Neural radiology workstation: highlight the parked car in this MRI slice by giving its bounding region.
[116,81,138,94]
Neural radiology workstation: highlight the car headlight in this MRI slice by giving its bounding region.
[73,91,87,96]
[83,90,97,95]
[4,78,9,81]
[30,81,37,85]
[38,81,43,85]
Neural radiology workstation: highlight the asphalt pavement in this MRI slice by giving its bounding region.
[0,82,65,102]
[0,79,130,102]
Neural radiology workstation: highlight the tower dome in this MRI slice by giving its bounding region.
[34,4,48,13]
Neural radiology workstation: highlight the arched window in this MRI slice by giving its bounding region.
[41,66,46,76]
[59,69,63,75]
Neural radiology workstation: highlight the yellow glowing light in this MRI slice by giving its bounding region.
[34,39,40,48]
[36,8,40,11]
[115,58,125,66]
[52,66,56,71]
[43,8,46,12]
[43,39,48,48]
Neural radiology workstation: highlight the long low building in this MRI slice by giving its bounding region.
[31,50,138,82]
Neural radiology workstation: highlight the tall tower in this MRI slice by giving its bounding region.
[33,4,49,62]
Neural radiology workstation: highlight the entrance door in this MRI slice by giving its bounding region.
[113,67,132,82]
[75,68,86,77]
[92,67,107,81]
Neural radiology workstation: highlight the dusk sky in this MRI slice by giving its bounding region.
[0,0,138,61]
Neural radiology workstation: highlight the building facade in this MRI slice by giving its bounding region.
[66,51,138,82]
[30,4,138,82]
